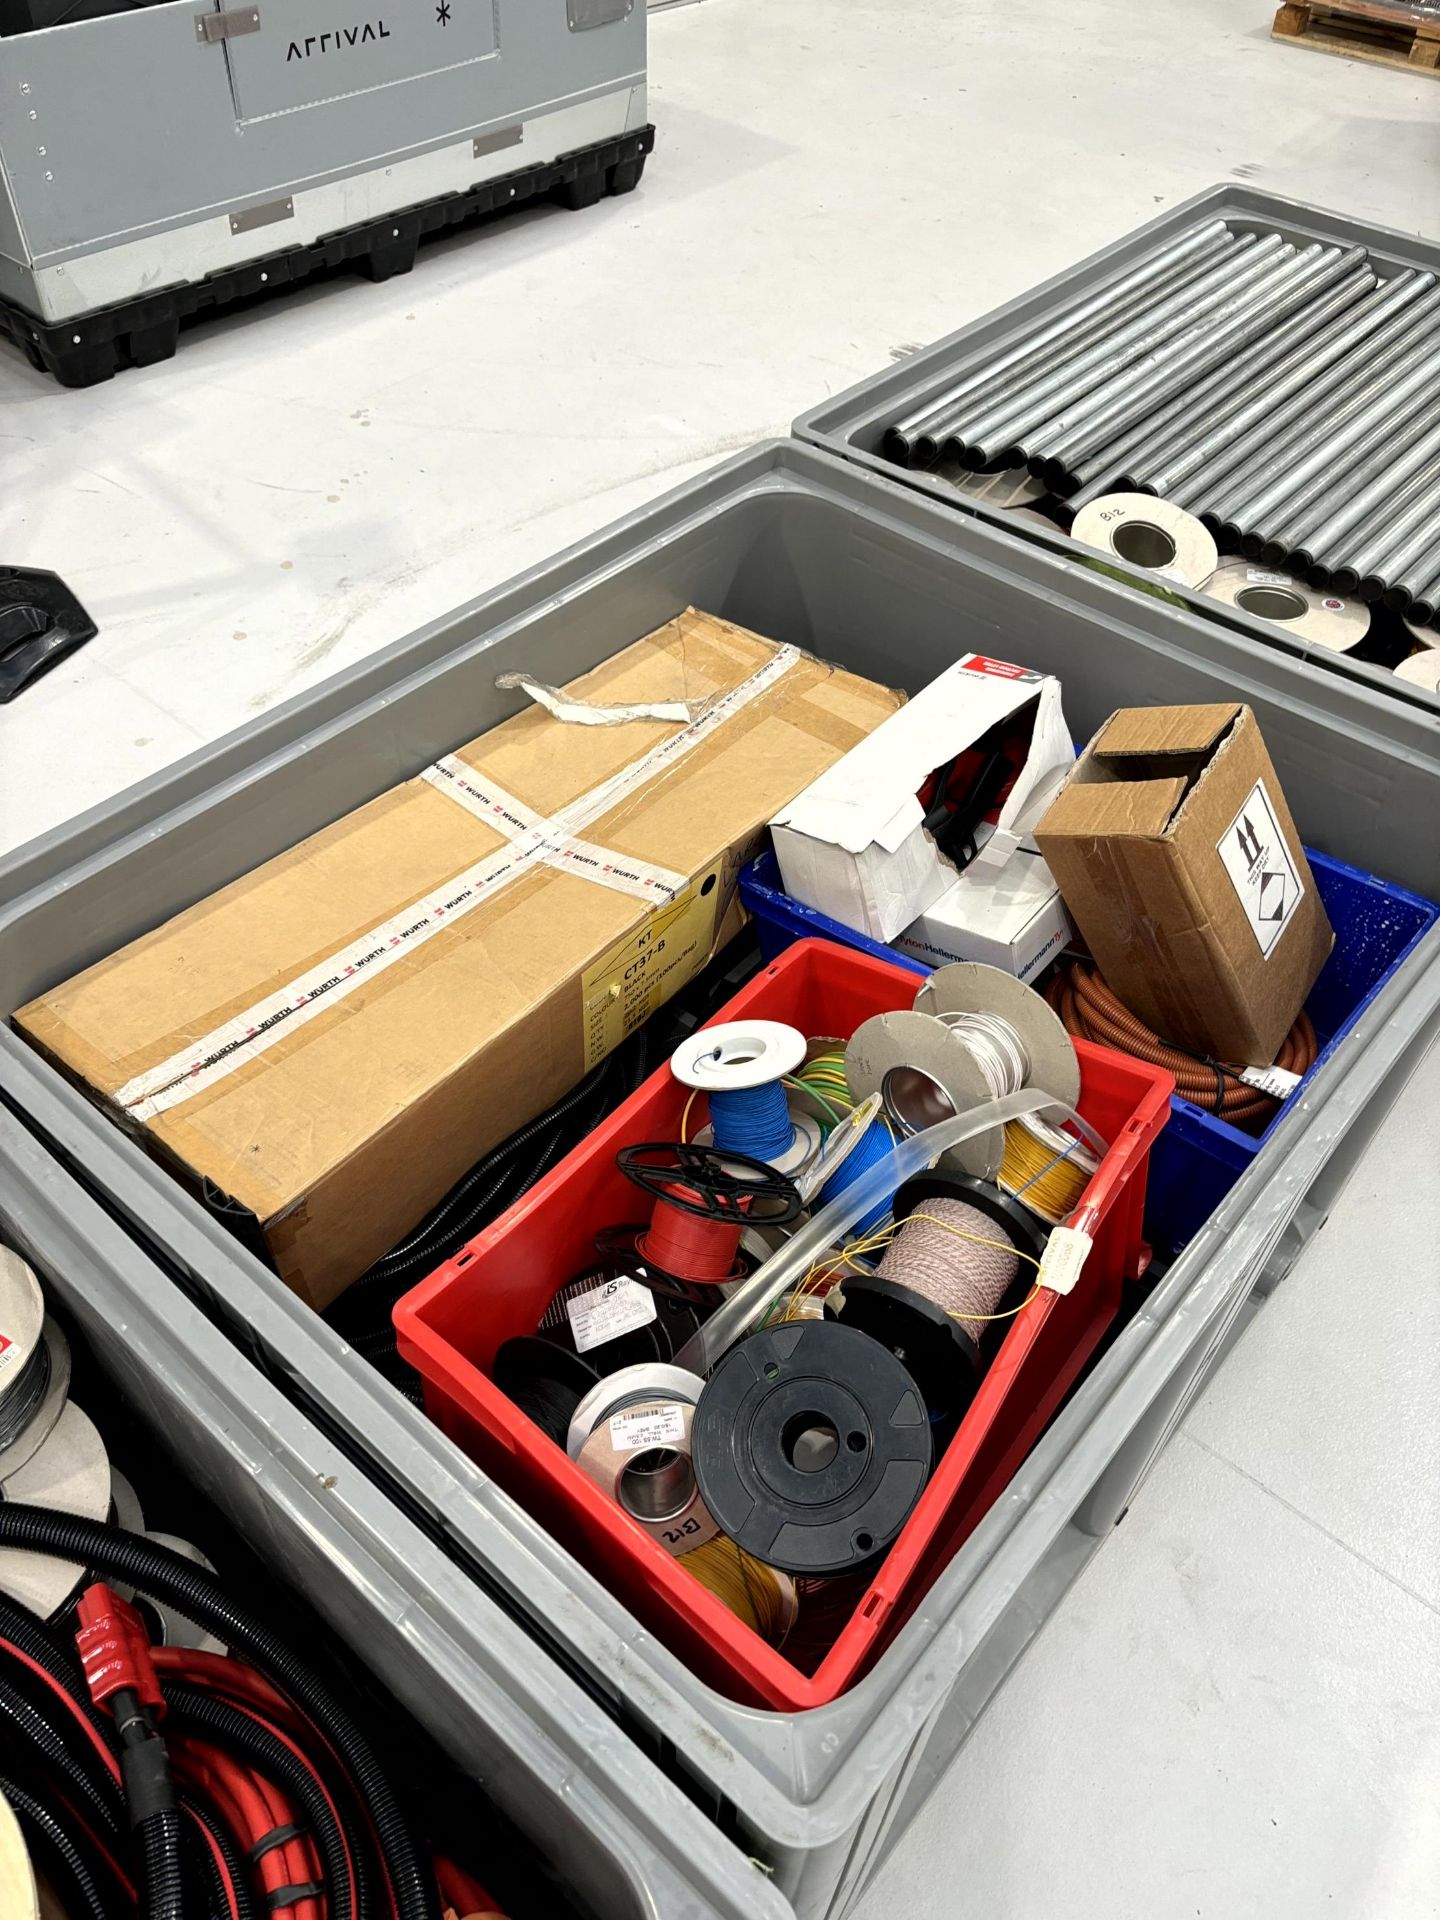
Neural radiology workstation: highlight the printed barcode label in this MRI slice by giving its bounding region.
[566,1277,657,1354]
[0,1333,16,1371]
[1237,1063,1303,1100]
[608,1403,686,1452]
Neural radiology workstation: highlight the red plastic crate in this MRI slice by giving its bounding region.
[395,940,1172,1710]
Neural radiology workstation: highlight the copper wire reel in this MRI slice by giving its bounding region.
[1048,958,1317,1124]
[845,963,1080,1178]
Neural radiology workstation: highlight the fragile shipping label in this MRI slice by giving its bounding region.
[580,868,721,1071]
[1217,780,1305,958]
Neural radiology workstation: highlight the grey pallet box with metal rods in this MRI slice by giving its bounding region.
[3,442,1438,1920]
[793,186,1440,716]
[0,0,650,385]
[0,1098,792,1920]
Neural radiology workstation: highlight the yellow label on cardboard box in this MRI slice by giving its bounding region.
[580,868,721,1071]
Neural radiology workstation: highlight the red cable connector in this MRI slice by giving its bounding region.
[75,1583,165,1719]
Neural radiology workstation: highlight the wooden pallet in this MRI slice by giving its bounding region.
[1273,0,1440,75]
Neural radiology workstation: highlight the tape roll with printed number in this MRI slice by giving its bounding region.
[1201,558,1369,653]
[575,1394,719,1556]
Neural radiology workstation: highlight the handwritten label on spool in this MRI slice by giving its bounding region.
[608,1403,686,1452]
[1216,780,1305,959]
[566,1278,657,1354]
[1246,570,1291,586]
[1037,1226,1092,1297]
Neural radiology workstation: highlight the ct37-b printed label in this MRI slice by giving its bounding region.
[1217,779,1304,958]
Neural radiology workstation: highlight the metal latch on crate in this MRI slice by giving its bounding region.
[195,6,260,42]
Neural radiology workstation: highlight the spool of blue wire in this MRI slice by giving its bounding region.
[708,1079,798,1165]
[818,1117,900,1236]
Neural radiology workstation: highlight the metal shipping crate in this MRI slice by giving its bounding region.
[793,186,1440,715]
[3,441,1439,1919]
[0,0,650,384]
[0,1097,794,1920]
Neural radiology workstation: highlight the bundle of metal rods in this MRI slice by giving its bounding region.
[882,218,1440,625]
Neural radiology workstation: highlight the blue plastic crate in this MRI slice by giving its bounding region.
[739,849,1439,1254]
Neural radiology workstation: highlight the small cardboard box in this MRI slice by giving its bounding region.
[769,653,1073,942]
[1034,703,1333,1064]
[893,840,1073,984]
[16,612,902,1309]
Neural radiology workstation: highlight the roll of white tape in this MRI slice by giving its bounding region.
[1071,493,1218,591]
[1395,649,1440,692]
[1202,559,1369,653]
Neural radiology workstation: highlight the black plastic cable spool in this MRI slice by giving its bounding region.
[827,1273,982,1439]
[690,1320,933,1577]
[616,1141,803,1226]
[890,1168,1051,1357]
[537,1266,702,1368]
[493,1336,600,1447]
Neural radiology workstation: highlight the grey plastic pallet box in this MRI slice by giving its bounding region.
[3,442,1438,1920]
[0,1098,792,1920]
[0,0,650,384]
[793,186,1440,716]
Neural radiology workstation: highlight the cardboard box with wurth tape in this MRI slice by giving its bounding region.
[16,613,902,1309]
[1035,703,1332,1065]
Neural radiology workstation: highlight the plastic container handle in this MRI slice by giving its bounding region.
[675,1089,1066,1374]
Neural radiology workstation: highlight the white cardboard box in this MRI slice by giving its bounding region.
[770,654,1073,942]
[893,841,1073,984]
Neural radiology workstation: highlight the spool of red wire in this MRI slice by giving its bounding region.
[638,1192,745,1282]
[617,1143,803,1286]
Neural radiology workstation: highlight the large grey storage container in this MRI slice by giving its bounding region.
[0,0,650,383]
[3,441,1438,1919]
[793,185,1440,713]
[0,1097,792,1920]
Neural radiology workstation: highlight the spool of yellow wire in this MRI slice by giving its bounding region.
[682,1535,798,1643]
[788,1046,853,1127]
[998,1114,1097,1226]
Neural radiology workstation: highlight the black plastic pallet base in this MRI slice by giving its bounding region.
[1,125,655,389]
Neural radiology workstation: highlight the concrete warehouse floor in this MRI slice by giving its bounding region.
[2,1,1438,1915]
